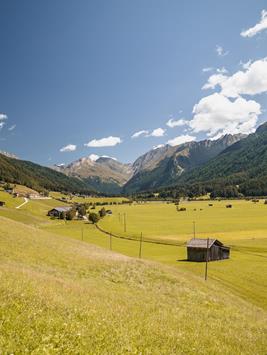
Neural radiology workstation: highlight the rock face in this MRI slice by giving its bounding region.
[123,134,246,193]
[54,156,133,194]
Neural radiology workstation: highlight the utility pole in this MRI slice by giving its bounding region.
[81,226,84,241]
[118,213,121,223]
[139,232,143,258]
[109,232,112,251]
[193,221,196,239]
[205,238,209,281]
[124,213,126,233]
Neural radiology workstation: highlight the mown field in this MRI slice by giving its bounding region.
[0,191,266,352]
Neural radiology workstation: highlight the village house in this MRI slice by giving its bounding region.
[47,206,73,218]
[187,238,230,262]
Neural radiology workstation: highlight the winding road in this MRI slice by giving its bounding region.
[16,197,29,209]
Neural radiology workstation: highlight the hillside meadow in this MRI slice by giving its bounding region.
[0,216,266,354]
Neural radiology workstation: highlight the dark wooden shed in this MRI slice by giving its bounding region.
[187,238,230,262]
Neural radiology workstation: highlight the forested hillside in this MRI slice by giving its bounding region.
[0,153,94,194]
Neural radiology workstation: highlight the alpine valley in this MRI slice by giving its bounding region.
[2,123,267,196]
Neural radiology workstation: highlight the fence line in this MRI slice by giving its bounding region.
[95,224,186,247]
[94,225,267,258]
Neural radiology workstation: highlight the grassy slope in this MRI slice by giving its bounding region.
[0,216,266,354]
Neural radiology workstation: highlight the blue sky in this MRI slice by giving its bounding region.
[0,0,267,165]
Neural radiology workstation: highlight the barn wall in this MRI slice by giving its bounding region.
[187,246,230,262]
[187,248,206,262]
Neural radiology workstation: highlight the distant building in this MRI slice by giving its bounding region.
[187,238,230,262]
[47,206,72,218]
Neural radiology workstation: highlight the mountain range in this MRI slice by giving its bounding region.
[1,122,267,196]
[54,133,245,194]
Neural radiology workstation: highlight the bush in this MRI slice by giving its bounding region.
[66,209,76,220]
[99,207,106,218]
[89,212,100,224]
[78,205,86,216]
[226,204,232,208]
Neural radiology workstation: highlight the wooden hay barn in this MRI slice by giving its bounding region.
[187,238,230,262]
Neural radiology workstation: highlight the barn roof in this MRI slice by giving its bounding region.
[50,206,72,213]
[187,238,223,249]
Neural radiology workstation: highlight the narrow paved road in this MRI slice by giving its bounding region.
[16,197,29,209]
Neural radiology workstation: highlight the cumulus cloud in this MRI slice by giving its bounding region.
[189,93,261,137]
[149,128,165,137]
[202,73,228,90]
[60,144,77,152]
[220,58,267,97]
[241,9,267,38]
[85,136,122,147]
[8,124,16,131]
[166,118,188,128]
[131,130,149,138]
[203,58,267,98]
[167,135,196,147]
[216,45,229,57]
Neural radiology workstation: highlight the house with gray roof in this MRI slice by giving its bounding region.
[47,206,73,218]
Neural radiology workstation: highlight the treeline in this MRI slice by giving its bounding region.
[0,153,95,194]
[131,176,267,200]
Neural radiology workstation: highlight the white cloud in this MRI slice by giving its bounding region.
[202,73,228,90]
[85,136,122,147]
[202,58,267,98]
[153,144,165,150]
[8,124,16,131]
[0,113,7,121]
[216,45,229,57]
[131,130,149,138]
[167,135,196,147]
[0,113,7,130]
[221,58,267,97]
[241,9,267,38]
[189,93,261,137]
[202,67,214,73]
[149,128,165,137]
[60,144,77,152]
[166,118,188,128]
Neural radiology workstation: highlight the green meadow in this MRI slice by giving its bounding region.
[0,191,266,352]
